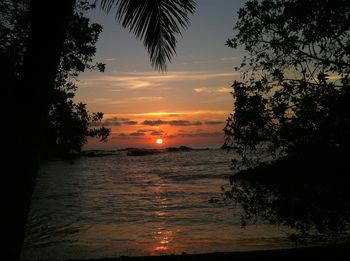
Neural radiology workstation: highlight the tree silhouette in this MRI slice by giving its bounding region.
[45,2,110,159]
[223,0,350,169]
[222,0,350,246]
[2,1,110,160]
[226,168,350,245]
[3,0,195,259]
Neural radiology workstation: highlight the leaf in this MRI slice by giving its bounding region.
[99,0,195,71]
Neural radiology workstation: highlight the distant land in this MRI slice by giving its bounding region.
[81,146,220,157]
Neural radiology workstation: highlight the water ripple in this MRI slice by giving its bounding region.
[22,149,293,260]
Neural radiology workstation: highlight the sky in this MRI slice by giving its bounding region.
[77,0,246,148]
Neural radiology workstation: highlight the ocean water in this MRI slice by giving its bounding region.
[22,149,293,260]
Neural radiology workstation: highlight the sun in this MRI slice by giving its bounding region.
[156,138,163,144]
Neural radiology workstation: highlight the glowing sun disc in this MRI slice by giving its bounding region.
[156,138,163,144]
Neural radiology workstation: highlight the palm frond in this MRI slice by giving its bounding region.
[99,0,195,71]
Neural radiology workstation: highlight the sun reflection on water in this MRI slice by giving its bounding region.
[149,227,182,255]
[148,182,179,255]
[152,230,174,253]
[22,150,298,260]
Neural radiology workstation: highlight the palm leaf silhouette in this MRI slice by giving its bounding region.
[99,0,195,71]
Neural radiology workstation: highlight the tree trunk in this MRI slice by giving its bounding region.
[4,0,76,259]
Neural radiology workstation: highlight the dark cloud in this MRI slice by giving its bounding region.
[111,133,128,139]
[142,119,202,126]
[150,130,164,136]
[104,118,121,126]
[204,121,225,125]
[111,132,148,139]
[124,120,138,125]
[95,117,138,127]
[100,117,120,126]
[178,131,223,137]
[112,129,222,140]
[169,120,202,126]
[129,129,148,136]
[142,120,168,126]
[90,119,118,127]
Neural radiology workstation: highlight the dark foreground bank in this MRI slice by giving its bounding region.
[65,244,350,261]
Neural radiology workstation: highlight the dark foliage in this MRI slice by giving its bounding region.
[46,2,110,158]
[224,0,350,169]
[225,154,350,244]
[1,1,110,159]
[222,0,350,245]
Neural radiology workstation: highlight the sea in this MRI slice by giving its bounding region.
[21,147,294,260]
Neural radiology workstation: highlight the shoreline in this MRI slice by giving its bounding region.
[64,243,350,261]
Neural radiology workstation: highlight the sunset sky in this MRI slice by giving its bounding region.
[77,0,246,148]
